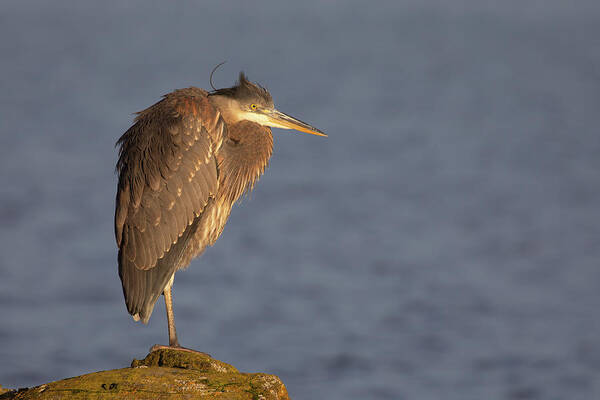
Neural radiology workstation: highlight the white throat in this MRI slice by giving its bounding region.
[240,111,291,130]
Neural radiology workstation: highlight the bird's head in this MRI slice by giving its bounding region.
[209,72,326,137]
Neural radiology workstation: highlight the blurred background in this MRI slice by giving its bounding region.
[1,1,600,399]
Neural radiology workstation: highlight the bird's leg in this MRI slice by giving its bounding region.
[149,275,211,357]
[163,277,180,347]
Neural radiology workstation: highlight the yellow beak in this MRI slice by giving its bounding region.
[263,109,327,137]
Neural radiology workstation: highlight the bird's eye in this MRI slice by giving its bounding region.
[250,104,257,110]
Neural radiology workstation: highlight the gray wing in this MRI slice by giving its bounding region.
[115,89,224,322]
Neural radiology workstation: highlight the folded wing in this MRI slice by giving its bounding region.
[114,88,224,322]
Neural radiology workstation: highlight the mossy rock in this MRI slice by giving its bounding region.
[0,348,289,399]
[130,348,238,373]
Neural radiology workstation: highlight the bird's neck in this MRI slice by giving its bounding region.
[216,120,273,206]
[208,95,243,125]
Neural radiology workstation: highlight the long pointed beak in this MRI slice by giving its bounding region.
[263,109,327,137]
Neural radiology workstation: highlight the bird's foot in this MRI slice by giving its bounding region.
[150,344,211,357]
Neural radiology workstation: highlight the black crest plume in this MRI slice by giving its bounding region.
[209,61,227,91]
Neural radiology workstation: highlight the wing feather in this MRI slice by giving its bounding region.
[125,225,136,262]
[115,88,224,321]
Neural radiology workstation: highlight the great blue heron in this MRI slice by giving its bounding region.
[115,72,325,350]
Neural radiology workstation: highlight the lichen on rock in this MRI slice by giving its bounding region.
[0,348,289,399]
[131,348,238,373]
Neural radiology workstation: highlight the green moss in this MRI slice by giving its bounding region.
[0,385,13,396]
[1,348,288,399]
[131,348,238,373]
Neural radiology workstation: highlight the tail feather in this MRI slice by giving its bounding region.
[119,217,200,323]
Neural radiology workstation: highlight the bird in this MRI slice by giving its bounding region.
[114,72,326,351]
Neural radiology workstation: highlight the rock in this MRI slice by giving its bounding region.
[0,348,289,399]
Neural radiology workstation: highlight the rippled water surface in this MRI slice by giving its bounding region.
[1,1,600,399]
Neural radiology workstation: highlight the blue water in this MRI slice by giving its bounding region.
[1,1,600,399]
